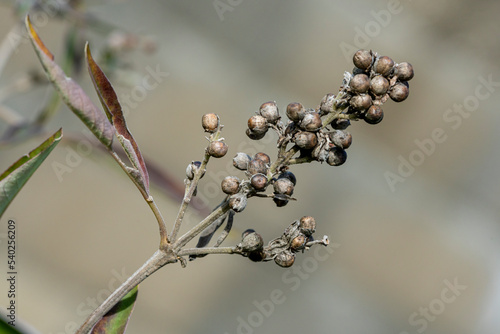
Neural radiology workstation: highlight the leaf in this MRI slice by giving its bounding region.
[0,128,62,217]
[91,285,138,334]
[25,16,114,148]
[0,317,24,334]
[86,44,150,194]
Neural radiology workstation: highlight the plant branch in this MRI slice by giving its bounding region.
[108,149,168,241]
[179,246,240,257]
[75,250,176,334]
[173,200,231,251]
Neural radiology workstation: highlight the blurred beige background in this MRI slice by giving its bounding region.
[1,0,500,333]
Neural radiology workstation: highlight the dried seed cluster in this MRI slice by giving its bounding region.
[238,216,328,268]
[189,49,413,267]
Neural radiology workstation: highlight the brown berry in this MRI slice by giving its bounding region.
[394,62,414,81]
[353,49,373,70]
[369,75,390,96]
[258,101,280,124]
[233,152,251,170]
[327,147,347,166]
[273,194,289,207]
[389,82,409,102]
[364,105,384,124]
[273,178,294,196]
[330,130,352,149]
[350,73,370,93]
[349,94,372,111]
[299,216,316,236]
[240,232,264,252]
[201,113,219,132]
[221,176,240,195]
[291,234,307,251]
[300,112,322,131]
[330,118,351,130]
[278,171,297,186]
[208,141,228,158]
[286,102,306,122]
[248,115,268,134]
[373,56,394,77]
[247,158,267,175]
[294,131,318,150]
[254,152,271,165]
[274,250,295,268]
[246,128,266,140]
[250,173,268,192]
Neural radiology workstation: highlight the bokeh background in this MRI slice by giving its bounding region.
[1,1,500,333]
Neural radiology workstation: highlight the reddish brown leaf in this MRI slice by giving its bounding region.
[25,16,114,148]
[85,43,150,194]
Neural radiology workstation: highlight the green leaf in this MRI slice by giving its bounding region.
[25,16,114,148]
[0,317,24,334]
[91,285,139,334]
[85,44,150,195]
[0,128,62,218]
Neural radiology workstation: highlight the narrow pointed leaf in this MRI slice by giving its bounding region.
[86,44,150,194]
[25,16,114,148]
[91,285,138,334]
[0,128,62,217]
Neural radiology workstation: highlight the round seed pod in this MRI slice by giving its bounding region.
[373,56,394,77]
[349,94,372,111]
[389,82,409,102]
[248,251,266,262]
[258,101,280,124]
[300,112,322,131]
[247,158,267,175]
[353,49,373,70]
[208,141,228,158]
[294,131,318,150]
[330,118,351,130]
[246,128,267,140]
[274,250,295,268]
[327,147,347,166]
[394,62,414,81]
[233,152,252,170]
[185,161,204,180]
[278,171,297,186]
[254,152,271,165]
[349,73,370,93]
[330,130,352,149]
[273,178,294,196]
[273,194,289,207]
[320,93,335,114]
[201,113,219,132]
[240,232,264,252]
[290,234,307,252]
[248,115,268,134]
[286,102,306,122]
[250,173,268,192]
[369,75,390,96]
[299,216,316,236]
[229,193,247,212]
[221,176,240,195]
[241,229,256,239]
[364,105,384,124]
